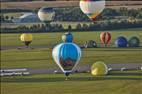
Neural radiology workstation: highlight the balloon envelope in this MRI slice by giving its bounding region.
[52,43,81,76]
[91,61,108,76]
[38,7,55,23]
[100,32,111,46]
[80,0,105,22]
[128,36,140,47]
[20,33,33,42]
[62,32,73,43]
[84,40,97,48]
[115,36,127,47]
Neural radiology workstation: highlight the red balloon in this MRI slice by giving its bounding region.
[100,32,111,47]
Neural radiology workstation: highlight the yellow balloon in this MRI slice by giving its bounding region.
[91,61,108,76]
[20,33,33,42]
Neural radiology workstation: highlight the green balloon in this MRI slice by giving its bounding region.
[128,37,140,47]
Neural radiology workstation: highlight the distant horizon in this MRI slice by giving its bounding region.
[1,0,142,1]
[1,0,142,10]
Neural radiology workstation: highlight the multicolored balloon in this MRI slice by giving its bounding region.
[80,0,105,22]
[38,7,55,23]
[62,32,73,43]
[115,36,127,47]
[128,36,140,47]
[52,43,81,77]
[20,33,33,47]
[100,32,111,47]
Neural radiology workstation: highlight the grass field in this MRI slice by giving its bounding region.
[1,71,142,94]
[1,28,142,69]
[1,28,142,94]
[1,28,142,46]
[1,47,142,69]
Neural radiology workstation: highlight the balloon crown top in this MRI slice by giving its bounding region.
[117,36,127,39]
[64,32,72,35]
[39,7,54,12]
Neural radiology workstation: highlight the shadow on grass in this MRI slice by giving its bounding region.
[1,76,141,83]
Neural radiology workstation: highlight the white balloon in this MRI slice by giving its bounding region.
[80,0,105,21]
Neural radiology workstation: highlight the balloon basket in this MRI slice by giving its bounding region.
[65,77,69,81]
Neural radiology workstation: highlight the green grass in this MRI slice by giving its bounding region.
[1,28,142,46]
[1,47,142,69]
[1,28,142,68]
[1,71,142,94]
[1,28,142,94]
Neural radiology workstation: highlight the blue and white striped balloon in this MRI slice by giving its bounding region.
[52,43,81,76]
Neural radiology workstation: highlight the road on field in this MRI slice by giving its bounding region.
[1,45,142,74]
[28,63,142,74]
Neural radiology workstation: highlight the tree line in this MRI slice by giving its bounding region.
[1,7,142,33]
[1,7,142,22]
[53,7,142,22]
[1,19,142,33]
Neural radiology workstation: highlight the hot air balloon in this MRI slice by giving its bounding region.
[52,43,81,78]
[91,61,108,76]
[100,32,111,47]
[62,32,73,43]
[80,0,105,22]
[115,36,127,47]
[128,36,140,47]
[20,33,33,48]
[84,40,97,48]
[38,7,55,23]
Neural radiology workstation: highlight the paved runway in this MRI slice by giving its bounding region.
[28,63,142,74]
[1,46,142,75]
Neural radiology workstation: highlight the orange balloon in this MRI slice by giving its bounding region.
[100,32,111,47]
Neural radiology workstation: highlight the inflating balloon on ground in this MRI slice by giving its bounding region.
[84,40,97,48]
[115,36,127,47]
[128,36,140,47]
[91,61,108,76]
